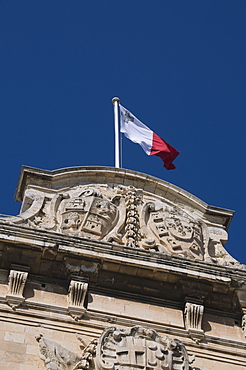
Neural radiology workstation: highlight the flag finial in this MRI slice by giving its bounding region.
[112,97,120,104]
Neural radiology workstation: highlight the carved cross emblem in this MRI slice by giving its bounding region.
[116,337,146,368]
[122,110,134,123]
[96,327,182,370]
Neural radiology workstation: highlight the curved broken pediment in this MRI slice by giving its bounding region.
[0,166,240,268]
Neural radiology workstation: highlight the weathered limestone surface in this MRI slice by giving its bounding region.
[0,166,245,369]
[2,166,237,266]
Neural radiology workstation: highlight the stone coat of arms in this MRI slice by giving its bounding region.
[36,326,195,370]
[58,189,118,239]
[95,326,193,370]
[1,181,239,266]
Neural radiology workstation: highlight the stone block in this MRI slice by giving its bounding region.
[0,340,26,354]
[4,331,25,343]
[4,351,25,363]
[1,362,21,369]
[20,363,43,370]
[2,321,26,334]
[26,344,39,355]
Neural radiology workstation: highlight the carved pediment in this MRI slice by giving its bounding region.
[0,166,240,267]
[0,184,206,259]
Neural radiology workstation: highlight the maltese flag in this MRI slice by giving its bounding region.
[119,104,180,170]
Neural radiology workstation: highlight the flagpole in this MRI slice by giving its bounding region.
[112,97,120,168]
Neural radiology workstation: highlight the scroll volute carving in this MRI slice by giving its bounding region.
[6,264,30,309]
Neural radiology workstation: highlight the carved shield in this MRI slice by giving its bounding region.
[36,327,194,370]
[115,336,168,370]
[164,217,193,240]
[59,189,118,239]
[95,326,191,370]
[148,208,204,259]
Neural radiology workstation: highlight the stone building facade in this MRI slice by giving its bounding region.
[0,165,246,369]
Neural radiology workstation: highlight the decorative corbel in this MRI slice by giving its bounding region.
[6,264,30,310]
[68,276,89,320]
[184,297,205,343]
[180,280,209,343]
[235,285,246,336]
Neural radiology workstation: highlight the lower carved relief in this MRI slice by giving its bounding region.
[36,326,195,370]
[36,334,82,370]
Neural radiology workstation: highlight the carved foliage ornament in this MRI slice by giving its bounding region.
[36,326,195,370]
[1,183,235,263]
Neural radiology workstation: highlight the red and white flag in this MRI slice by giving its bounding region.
[119,104,180,170]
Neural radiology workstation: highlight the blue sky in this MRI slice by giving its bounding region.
[0,1,245,263]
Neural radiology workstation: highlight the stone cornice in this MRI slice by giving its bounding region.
[0,221,244,284]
